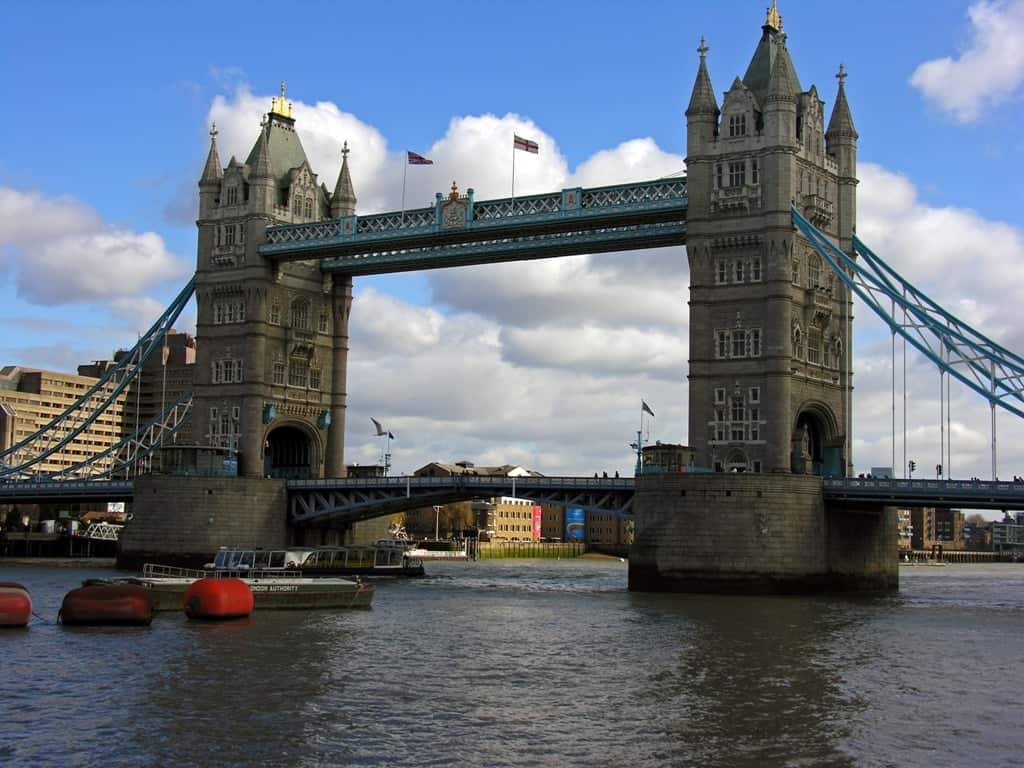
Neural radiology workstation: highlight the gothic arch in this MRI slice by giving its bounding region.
[724,448,749,473]
[263,420,322,479]
[791,401,842,477]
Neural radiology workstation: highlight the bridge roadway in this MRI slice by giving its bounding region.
[3,476,1024,523]
[258,178,688,274]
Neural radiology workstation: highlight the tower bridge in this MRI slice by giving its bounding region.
[4,3,1022,591]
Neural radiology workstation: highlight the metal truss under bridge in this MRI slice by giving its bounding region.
[286,475,636,526]
[260,177,687,274]
[823,478,1024,511]
[793,206,1024,422]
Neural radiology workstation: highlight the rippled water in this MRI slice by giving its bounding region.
[2,559,1023,767]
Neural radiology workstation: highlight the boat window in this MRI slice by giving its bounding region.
[239,551,255,568]
[254,551,271,568]
[269,551,285,568]
[214,550,230,568]
[227,550,243,568]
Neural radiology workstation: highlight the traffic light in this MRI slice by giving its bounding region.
[908,460,916,476]
[936,463,943,478]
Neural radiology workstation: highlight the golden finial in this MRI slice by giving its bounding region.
[270,80,293,119]
[697,36,709,59]
[448,181,460,201]
[765,1,783,32]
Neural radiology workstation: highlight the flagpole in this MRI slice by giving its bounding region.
[636,402,644,476]
[511,138,516,210]
[401,155,408,227]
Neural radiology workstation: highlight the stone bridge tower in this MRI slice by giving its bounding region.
[193,85,354,479]
[685,2,857,477]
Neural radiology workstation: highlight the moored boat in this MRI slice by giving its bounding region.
[184,578,253,619]
[0,582,32,628]
[59,584,153,626]
[406,539,470,561]
[205,540,424,578]
[94,565,376,611]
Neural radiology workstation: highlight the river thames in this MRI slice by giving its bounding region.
[1,559,1022,767]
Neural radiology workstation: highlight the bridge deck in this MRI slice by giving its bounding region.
[4,476,1024,517]
[259,178,687,273]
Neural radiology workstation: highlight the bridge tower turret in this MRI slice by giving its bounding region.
[192,83,353,479]
[685,2,856,477]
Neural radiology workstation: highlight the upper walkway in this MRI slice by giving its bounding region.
[259,178,688,274]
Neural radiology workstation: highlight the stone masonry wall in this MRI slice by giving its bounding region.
[629,473,897,593]
[117,475,288,570]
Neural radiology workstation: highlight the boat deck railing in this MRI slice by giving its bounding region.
[141,563,304,579]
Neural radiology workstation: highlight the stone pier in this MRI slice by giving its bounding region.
[628,473,898,594]
[118,475,289,570]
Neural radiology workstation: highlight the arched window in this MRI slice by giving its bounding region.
[290,299,310,330]
[808,255,822,289]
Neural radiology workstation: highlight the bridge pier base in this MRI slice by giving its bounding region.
[629,474,898,594]
[117,475,289,570]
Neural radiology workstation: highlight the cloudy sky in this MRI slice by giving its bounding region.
[2,1,1024,490]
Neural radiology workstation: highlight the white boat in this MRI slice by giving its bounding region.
[405,540,470,561]
[205,540,425,578]
[85,565,375,611]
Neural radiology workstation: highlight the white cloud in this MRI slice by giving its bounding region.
[350,288,444,355]
[852,162,1024,479]
[858,162,1024,348]
[910,0,1024,122]
[0,187,190,306]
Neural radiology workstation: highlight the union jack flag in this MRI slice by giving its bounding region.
[407,151,433,165]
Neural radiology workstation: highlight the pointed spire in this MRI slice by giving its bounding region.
[826,64,858,139]
[199,123,222,186]
[766,43,797,103]
[250,117,273,180]
[330,141,357,217]
[686,36,720,117]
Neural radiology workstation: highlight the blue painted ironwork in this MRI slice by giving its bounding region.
[317,221,687,275]
[0,277,196,478]
[823,477,1024,511]
[286,474,636,526]
[259,178,688,272]
[43,390,193,481]
[0,479,134,503]
[792,206,1024,419]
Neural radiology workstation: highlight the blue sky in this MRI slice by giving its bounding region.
[2,1,1024,489]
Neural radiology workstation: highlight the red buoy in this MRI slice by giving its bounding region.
[184,578,253,619]
[0,582,32,628]
[59,584,153,626]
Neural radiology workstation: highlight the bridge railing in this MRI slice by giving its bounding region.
[824,478,1024,492]
[287,475,635,491]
